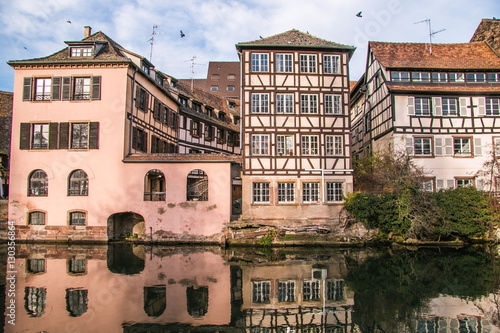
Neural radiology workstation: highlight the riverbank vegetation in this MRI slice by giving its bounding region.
[345,151,500,242]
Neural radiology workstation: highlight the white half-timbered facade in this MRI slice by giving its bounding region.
[351,38,500,193]
[236,30,355,224]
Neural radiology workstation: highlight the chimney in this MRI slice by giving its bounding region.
[84,26,92,38]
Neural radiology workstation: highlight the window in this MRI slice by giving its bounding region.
[442,98,458,116]
[31,124,49,149]
[227,74,236,80]
[227,86,235,91]
[276,54,293,73]
[456,178,473,187]
[390,72,410,82]
[326,182,343,202]
[301,135,318,155]
[178,95,188,106]
[277,182,295,203]
[251,53,268,72]
[251,135,269,155]
[252,281,270,303]
[486,98,500,115]
[29,211,46,225]
[251,93,269,113]
[466,73,485,83]
[327,279,344,301]
[68,258,86,274]
[205,125,214,141]
[218,111,226,121]
[68,170,88,196]
[300,54,316,73]
[66,288,88,317]
[302,182,320,203]
[187,169,208,201]
[276,94,294,114]
[132,127,147,152]
[186,286,208,318]
[253,182,270,203]
[29,170,48,196]
[210,86,218,91]
[326,135,343,156]
[70,123,89,149]
[191,121,201,137]
[27,259,45,274]
[70,47,92,57]
[325,95,341,114]
[415,97,430,116]
[414,137,432,156]
[144,169,165,201]
[487,73,500,82]
[323,55,340,74]
[300,94,318,114]
[73,78,91,100]
[277,135,294,155]
[210,74,220,80]
[421,179,434,192]
[303,281,321,301]
[449,73,465,83]
[69,211,86,226]
[35,78,51,101]
[141,63,150,75]
[432,73,447,82]
[454,137,472,156]
[217,128,226,144]
[192,102,202,113]
[278,281,295,302]
[411,72,431,82]
[25,287,47,317]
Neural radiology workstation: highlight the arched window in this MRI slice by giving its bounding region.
[66,288,88,317]
[186,286,208,318]
[28,170,48,196]
[186,169,208,201]
[144,286,166,317]
[68,170,88,196]
[29,211,45,225]
[69,211,86,226]
[144,169,165,201]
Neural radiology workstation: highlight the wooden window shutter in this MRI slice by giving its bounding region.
[132,127,138,149]
[405,137,414,156]
[432,97,442,116]
[91,76,101,100]
[144,92,150,111]
[89,122,99,149]
[52,77,62,101]
[494,137,500,156]
[444,137,453,156]
[174,114,179,129]
[446,179,455,189]
[153,99,160,119]
[434,137,443,156]
[407,96,415,116]
[59,122,69,149]
[436,179,444,191]
[159,105,166,123]
[62,77,72,101]
[459,97,469,116]
[168,109,173,127]
[135,87,141,108]
[20,123,31,150]
[49,123,58,149]
[477,97,486,116]
[23,77,33,101]
[474,137,482,156]
[151,135,157,153]
[143,131,148,152]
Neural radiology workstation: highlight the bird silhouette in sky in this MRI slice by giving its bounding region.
[180,30,185,38]
[356,11,362,17]
[67,19,71,24]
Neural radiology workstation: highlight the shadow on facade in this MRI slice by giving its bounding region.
[107,212,145,240]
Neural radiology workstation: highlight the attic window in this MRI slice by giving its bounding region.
[70,47,93,57]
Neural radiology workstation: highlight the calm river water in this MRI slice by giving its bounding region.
[2,244,500,332]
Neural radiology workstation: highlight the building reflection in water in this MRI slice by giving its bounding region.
[6,244,500,332]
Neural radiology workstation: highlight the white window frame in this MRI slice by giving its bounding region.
[325,95,341,115]
[300,94,318,114]
[414,137,432,156]
[276,135,294,155]
[251,134,269,155]
[453,137,472,156]
[432,73,448,82]
[252,281,271,303]
[73,77,91,100]
[276,54,293,73]
[411,72,431,82]
[302,182,320,203]
[31,123,49,149]
[486,98,500,116]
[323,55,340,74]
[442,98,458,116]
[466,73,486,83]
[326,135,343,156]
[449,73,465,83]
[300,54,317,73]
[390,72,410,82]
[70,47,93,57]
[301,135,319,155]
[278,280,296,302]
[252,182,270,203]
[251,53,268,72]
[251,93,269,113]
[415,97,430,116]
[456,178,474,187]
[326,182,343,203]
[277,182,295,204]
[34,78,52,101]
[276,94,294,114]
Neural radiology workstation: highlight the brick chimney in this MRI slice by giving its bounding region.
[84,26,92,38]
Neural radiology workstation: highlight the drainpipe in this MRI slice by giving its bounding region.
[129,67,139,155]
[237,50,243,151]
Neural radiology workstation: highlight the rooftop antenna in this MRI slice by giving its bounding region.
[414,18,445,54]
[148,24,165,62]
[185,55,204,92]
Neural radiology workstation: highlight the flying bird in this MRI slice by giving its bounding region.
[180,30,185,38]
[259,35,263,39]
[356,11,362,17]
[67,19,71,24]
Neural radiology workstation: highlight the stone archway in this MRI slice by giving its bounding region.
[107,212,145,240]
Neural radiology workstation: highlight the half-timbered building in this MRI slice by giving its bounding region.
[236,30,355,224]
[351,38,500,193]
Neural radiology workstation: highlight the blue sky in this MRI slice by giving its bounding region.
[0,0,499,92]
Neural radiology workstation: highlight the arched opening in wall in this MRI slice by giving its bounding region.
[107,212,145,240]
[186,169,208,201]
[107,243,145,275]
[144,169,165,201]
[144,285,166,317]
[65,288,88,317]
[186,286,209,318]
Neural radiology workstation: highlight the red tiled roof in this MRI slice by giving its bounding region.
[386,83,500,94]
[123,153,239,163]
[369,41,500,70]
[470,18,500,56]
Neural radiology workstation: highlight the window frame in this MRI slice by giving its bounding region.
[276,93,294,114]
[68,169,89,196]
[276,135,294,156]
[486,98,500,116]
[323,54,340,74]
[69,211,86,226]
[453,136,472,157]
[326,182,343,203]
[466,73,486,83]
[34,78,52,101]
[390,71,410,82]
[252,182,270,203]
[300,94,318,114]
[28,211,46,225]
[28,169,48,197]
[411,72,431,82]
[432,72,448,83]
[302,182,320,203]
[31,123,49,150]
[442,98,458,116]
[251,53,269,72]
[449,73,465,83]
[251,134,270,155]
[299,54,317,73]
[415,97,431,116]
[251,93,269,114]
[414,137,433,156]
[70,123,89,149]
[252,281,271,303]
[277,182,295,204]
[301,135,319,155]
[325,94,341,115]
[73,77,91,100]
[276,53,293,73]
[325,135,343,156]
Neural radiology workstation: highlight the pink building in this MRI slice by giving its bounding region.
[7,27,240,243]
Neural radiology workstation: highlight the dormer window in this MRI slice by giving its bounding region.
[142,63,150,75]
[178,96,188,107]
[218,112,226,122]
[70,47,93,57]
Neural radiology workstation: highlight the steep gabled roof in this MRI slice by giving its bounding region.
[236,29,355,55]
[369,41,500,70]
[8,31,130,66]
[470,18,500,57]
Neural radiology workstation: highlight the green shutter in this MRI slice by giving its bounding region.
[89,122,99,149]
[52,77,61,101]
[49,123,58,149]
[23,78,32,101]
[91,76,101,100]
[62,77,72,101]
[59,122,69,149]
[20,123,31,149]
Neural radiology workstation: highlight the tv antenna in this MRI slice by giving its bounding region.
[148,24,165,62]
[185,55,204,92]
[414,18,445,54]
